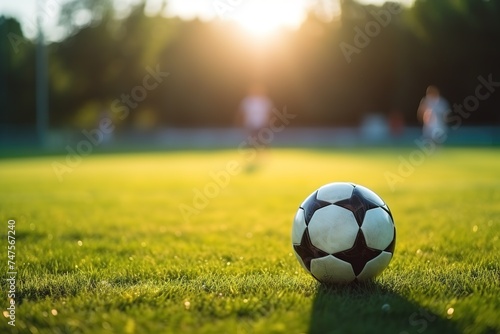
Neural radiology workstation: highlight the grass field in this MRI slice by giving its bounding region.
[0,148,499,334]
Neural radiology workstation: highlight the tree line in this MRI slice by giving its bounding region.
[1,0,499,131]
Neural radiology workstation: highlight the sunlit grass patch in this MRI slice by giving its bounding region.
[0,148,498,333]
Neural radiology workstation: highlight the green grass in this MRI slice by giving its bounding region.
[0,148,498,334]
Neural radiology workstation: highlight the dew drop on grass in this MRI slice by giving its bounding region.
[184,301,191,310]
[416,249,422,255]
[472,225,478,232]
[51,309,58,316]
[3,311,9,318]
[77,240,83,246]
[447,307,454,318]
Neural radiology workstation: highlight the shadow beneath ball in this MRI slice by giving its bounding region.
[308,280,461,334]
[318,278,379,293]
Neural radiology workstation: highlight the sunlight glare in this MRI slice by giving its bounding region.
[230,0,305,37]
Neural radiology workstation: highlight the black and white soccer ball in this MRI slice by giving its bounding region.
[292,182,396,284]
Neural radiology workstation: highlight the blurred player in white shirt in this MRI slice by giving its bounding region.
[239,84,273,145]
[417,85,450,143]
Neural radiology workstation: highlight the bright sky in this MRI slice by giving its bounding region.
[0,0,412,41]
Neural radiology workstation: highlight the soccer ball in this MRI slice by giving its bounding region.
[292,182,396,284]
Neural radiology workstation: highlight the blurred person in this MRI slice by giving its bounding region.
[417,85,450,143]
[237,84,274,172]
[238,84,274,147]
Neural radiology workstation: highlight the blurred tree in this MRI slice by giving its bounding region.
[58,0,114,34]
[4,0,500,133]
[50,2,180,129]
[0,17,36,126]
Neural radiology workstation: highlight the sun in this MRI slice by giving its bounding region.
[229,0,305,38]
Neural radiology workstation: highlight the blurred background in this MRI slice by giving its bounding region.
[1,0,499,151]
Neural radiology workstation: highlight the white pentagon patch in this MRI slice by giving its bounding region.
[310,255,356,283]
[291,208,307,245]
[316,182,354,203]
[356,251,393,281]
[293,250,309,272]
[308,205,359,254]
[361,208,395,250]
[355,185,385,206]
